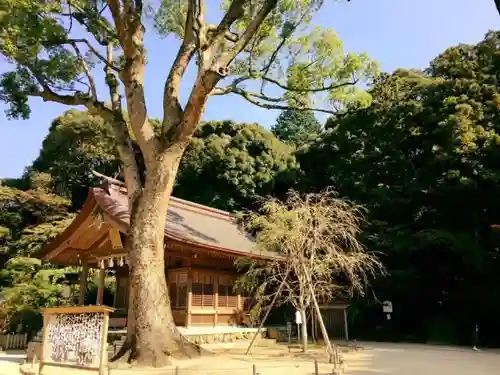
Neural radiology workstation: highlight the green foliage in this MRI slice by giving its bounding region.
[0,257,67,334]
[297,31,500,346]
[0,0,117,119]
[175,120,299,211]
[272,109,322,147]
[0,185,73,257]
[28,109,120,208]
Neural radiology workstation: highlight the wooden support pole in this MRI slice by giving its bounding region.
[78,264,89,306]
[343,307,349,344]
[98,312,110,375]
[245,268,290,355]
[187,268,192,327]
[96,269,105,305]
[300,259,335,362]
[214,274,219,327]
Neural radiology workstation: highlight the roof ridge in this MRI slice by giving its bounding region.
[169,196,234,220]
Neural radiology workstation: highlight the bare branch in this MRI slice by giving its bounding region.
[259,8,311,96]
[42,38,121,73]
[262,75,359,93]
[238,189,386,321]
[211,85,337,115]
[70,42,97,100]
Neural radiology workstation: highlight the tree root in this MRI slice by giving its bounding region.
[109,338,131,363]
[109,334,211,365]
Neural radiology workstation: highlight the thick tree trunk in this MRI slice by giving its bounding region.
[112,148,203,366]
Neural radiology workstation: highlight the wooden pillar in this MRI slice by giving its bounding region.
[343,308,349,343]
[98,311,110,375]
[214,274,218,327]
[113,276,119,308]
[186,268,192,327]
[96,268,105,305]
[78,264,89,306]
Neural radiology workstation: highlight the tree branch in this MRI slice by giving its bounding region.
[70,42,97,100]
[219,0,279,67]
[208,0,245,45]
[161,0,197,138]
[213,86,337,115]
[108,0,158,168]
[105,43,143,201]
[42,38,121,73]
[107,0,127,45]
[262,75,359,93]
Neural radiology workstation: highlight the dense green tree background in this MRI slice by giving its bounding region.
[271,109,322,148]
[3,31,500,347]
[175,120,299,211]
[298,31,500,346]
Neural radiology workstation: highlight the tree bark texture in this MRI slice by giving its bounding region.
[112,148,203,366]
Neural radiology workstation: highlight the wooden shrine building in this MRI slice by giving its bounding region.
[35,175,276,328]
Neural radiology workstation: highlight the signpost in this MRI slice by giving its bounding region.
[382,301,393,320]
[295,310,302,347]
[39,306,114,375]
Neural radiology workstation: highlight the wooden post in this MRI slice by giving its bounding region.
[98,311,110,375]
[300,259,335,362]
[214,274,219,327]
[79,264,89,306]
[38,313,50,375]
[96,268,105,305]
[245,268,290,355]
[343,307,349,343]
[113,276,119,308]
[187,268,192,326]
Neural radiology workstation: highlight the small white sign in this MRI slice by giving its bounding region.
[61,285,72,299]
[382,301,393,313]
[295,310,302,325]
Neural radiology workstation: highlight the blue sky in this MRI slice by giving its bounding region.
[0,0,499,178]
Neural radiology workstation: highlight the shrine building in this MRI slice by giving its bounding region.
[35,174,276,330]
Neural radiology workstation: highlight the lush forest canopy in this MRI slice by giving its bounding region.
[3,31,500,346]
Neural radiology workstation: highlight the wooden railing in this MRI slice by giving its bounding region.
[0,333,28,350]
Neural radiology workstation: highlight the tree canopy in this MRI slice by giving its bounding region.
[27,110,120,208]
[271,109,322,147]
[175,120,299,211]
[297,31,500,345]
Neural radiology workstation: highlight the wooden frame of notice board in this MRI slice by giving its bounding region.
[39,306,114,375]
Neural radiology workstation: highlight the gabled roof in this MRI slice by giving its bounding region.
[36,176,276,263]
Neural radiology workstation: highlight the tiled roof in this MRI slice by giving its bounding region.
[93,183,277,260]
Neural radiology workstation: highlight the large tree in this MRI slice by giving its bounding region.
[175,120,299,211]
[298,32,500,345]
[28,110,120,208]
[0,0,377,365]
